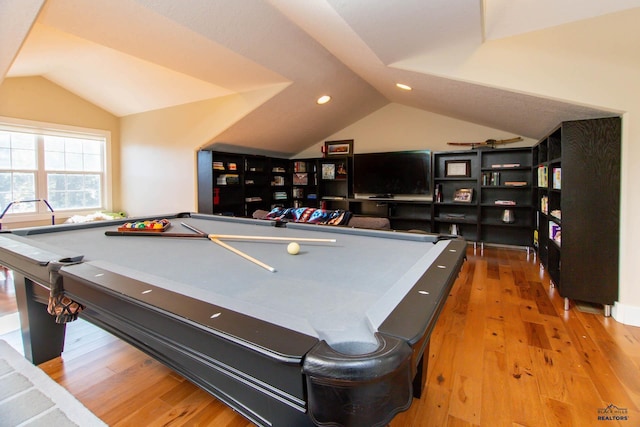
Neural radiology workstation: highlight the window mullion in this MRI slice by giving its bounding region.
[36,135,47,213]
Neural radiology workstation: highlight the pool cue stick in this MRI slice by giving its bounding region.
[105,231,207,238]
[180,222,336,243]
[208,234,336,243]
[180,222,276,272]
[180,222,207,236]
[209,237,276,273]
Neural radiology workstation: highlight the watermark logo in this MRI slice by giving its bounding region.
[597,404,628,421]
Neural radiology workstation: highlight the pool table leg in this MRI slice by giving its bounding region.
[13,273,66,364]
[412,340,430,399]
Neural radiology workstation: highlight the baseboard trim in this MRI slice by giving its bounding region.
[612,302,640,327]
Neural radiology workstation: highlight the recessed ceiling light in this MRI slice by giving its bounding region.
[317,95,331,105]
[396,83,412,91]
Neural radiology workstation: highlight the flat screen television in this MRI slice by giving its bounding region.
[353,150,431,201]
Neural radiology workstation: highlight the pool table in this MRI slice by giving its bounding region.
[0,213,466,427]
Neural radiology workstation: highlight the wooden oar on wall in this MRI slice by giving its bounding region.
[447,137,523,149]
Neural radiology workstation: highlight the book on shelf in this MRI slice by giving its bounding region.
[307,193,317,200]
[537,165,548,187]
[245,197,263,202]
[216,174,239,185]
[293,161,307,173]
[491,163,520,168]
[272,167,287,173]
[482,172,500,186]
[271,176,285,186]
[321,196,345,200]
[549,222,561,245]
[434,183,442,202]
[550,209,561,220]
[273,191,288,200]
[552,168,562,189]
[494,200,516,205]
[213,161,225,170]
[444,213,466,219]
[540,195,549,214]
[504,181,528,186]
[228,162,237,171]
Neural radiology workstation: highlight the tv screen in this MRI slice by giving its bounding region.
[353,151,431,200]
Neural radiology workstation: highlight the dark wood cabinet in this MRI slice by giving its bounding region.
[244,155,270,213]
[197,151,246,216]
[432,150,480,240]
[318,156,352,211]
[292,160,319,208]
[269,157,292,208]
[479,148,534,246]
[533,117,621,314]
[432,147,533,246]
[198,150,286,216]
[341,199,432,232]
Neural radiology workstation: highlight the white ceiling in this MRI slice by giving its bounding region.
[4,0,637,154]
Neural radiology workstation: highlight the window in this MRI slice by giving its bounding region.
[0,119,109,218]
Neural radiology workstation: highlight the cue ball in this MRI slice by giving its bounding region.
[287,242,300,255]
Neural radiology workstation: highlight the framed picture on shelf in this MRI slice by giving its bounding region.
[324,139,353,157]
[445,160,471,177]
[293,172,308,185]
[322,163,335,180]
[453,188,474,203]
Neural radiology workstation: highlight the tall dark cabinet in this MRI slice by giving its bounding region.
[533,117,621,314]
[318,156,352,210]
[198,151,246,216]
[292,160,319,208]
[432,148,534,246]
[432,150,480,240]
[269,158,292,208]
[479,148,534,246]
[198,150,285,216]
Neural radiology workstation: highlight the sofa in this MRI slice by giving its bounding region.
[252,207,391,230]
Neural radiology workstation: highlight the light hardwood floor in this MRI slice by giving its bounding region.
[1,246,639,426]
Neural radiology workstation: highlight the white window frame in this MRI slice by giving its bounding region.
[0,116,113,225]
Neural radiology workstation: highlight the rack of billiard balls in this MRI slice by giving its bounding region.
[118,218,170,232]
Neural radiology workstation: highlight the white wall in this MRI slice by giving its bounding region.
[119,84,287,216]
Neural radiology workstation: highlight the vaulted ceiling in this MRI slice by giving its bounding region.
[3,0,638,154]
